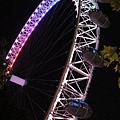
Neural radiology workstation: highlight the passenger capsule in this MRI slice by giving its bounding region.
[97,0,106,3]
[81,47,104,68]
[89,10,110,28]
[65,100,92,119]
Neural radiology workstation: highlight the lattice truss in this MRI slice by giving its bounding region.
[5,0,100,120]
[46,0,99,119]
[6,0,60,70]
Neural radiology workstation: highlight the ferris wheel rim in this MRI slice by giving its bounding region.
[4,0,101,120]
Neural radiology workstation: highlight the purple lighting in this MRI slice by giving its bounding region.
[6,0,60,69]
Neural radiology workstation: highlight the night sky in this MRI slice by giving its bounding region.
[0,0,120,120]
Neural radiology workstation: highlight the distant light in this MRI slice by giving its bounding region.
[92,48,96,53]
[72,102,79,107]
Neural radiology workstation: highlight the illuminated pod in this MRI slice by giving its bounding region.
[80,46,104,68]
[89,9,110,28]
[65,100,92,119]
[96,0,105,3]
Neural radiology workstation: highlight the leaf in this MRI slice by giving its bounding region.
[104,53,112,59]
[105,0,120,12]
[101,46,111,55]
[118,77,120,88]
[114,64,120,72]
[101,46,117,57]
[118,52,120,55]
[109,53,118,62]
[103,60,111,67]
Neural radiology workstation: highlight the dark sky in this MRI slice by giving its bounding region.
[0,0,120,120]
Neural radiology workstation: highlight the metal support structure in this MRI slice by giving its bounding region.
[6,0,100,119]
[45,0,100,119]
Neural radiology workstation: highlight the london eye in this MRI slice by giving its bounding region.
[2,0,110,119]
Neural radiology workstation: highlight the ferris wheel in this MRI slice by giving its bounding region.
[3,0,110,120]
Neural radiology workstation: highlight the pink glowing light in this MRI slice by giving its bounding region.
[6,0,60,70]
